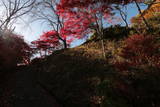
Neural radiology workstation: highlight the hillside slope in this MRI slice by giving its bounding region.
[31,40,120,107]
[29,39,160,107]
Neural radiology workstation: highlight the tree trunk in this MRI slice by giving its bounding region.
[134,0,151,31]
[100,30,106,59]
[101,38,106,59]
[63,39,67,49]
[57,34,67,49]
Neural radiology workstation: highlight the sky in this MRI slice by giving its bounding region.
[14,3,147,46]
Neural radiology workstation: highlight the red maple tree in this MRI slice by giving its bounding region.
[32,0,146,58]
[57,0,145,35]
[31,30,65,57]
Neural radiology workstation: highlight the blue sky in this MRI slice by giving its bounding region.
[14,3,147,46]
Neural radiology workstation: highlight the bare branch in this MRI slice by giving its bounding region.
[0,0,35,31]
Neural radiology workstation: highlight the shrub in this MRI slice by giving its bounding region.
[115,34,160,72]
[88,25,131,41]
[103,25,131,40]
[0,31,32,70]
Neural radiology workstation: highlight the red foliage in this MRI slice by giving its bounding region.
[57,0,145,42]
[57,0,144,9]
[31,30,64,57]
[32,31,60,50]
[59,12,93,40]
[57,0,112,41]
[115,35,160,72]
